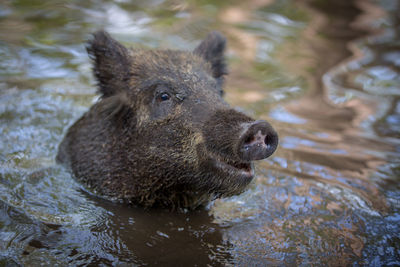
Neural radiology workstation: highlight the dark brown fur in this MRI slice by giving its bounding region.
[57,31,275,210]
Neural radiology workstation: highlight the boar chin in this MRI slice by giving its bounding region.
[197,155,255,198]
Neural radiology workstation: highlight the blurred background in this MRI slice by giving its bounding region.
[0,0,399,265]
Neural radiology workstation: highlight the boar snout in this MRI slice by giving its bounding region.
[239,120,278,161]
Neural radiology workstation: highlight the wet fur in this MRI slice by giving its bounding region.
[57,31,256,210]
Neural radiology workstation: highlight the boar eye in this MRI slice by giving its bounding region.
[159,92,171,101]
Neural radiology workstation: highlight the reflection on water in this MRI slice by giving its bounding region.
[1,0,399,265]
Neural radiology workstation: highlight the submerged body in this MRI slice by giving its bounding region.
[57,31,278,209]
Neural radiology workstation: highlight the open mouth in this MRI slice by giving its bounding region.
[214,158,254,178]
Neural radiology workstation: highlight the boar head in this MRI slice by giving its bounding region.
[57,31,278,209]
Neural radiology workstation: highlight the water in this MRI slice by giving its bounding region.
[1,0,399,265]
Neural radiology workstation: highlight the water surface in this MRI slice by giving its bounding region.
[1,0,399,265]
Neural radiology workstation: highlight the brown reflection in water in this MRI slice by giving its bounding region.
[212,0,396,263]
[220,0,283,103]
[0,1,32,45]
[218,0,273,61]
[273,0,394,261]
[275,0,391,212]
[208,0,391,210]
[86,197,231,266]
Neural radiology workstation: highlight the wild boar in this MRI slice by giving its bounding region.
[57,31,278,210]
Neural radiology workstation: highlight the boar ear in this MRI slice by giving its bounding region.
[194,31,228,79]
[87,31,131,98]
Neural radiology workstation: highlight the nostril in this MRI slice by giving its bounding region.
[244,135,254,145]
[264,134,275,148]
[239,120,278,161]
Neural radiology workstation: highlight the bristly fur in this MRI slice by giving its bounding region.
[57,30,273,210]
